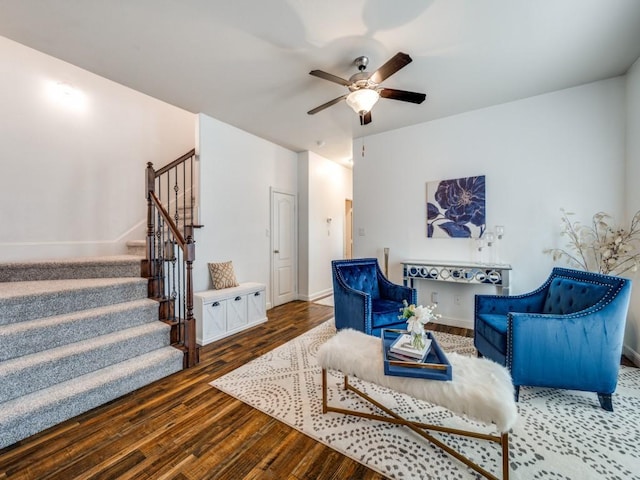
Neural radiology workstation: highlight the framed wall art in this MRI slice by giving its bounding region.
[426,175,486,238]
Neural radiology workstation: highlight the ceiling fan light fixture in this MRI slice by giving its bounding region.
[346,88,379,115]
[308,52,424,124]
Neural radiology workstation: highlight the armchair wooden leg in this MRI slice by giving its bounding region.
[597,393,613,412]
[514,385,520,402]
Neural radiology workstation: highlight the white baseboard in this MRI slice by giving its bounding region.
[299,288,333,303]
[435,315,474,330]
[623,344,640,367]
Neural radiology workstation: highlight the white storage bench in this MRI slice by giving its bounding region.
[194,282,267,345]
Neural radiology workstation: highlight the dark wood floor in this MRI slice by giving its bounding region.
[0,301,635,480]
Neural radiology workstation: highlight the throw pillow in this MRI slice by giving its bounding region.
[208,261,239,289]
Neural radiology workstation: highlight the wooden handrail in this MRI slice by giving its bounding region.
[148,191,196,264]
[149,192,187,248]
[145,149,199,368]
[154,148,196,177]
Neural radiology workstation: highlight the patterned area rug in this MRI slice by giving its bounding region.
[211,320,640,480]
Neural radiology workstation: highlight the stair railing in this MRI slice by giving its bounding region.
[145,149,199,368]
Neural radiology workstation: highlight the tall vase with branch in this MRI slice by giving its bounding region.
[544,209,640,275]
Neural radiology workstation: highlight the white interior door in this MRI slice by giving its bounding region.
[271,190,297,306]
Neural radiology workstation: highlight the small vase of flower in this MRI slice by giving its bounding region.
[398,300,441,350]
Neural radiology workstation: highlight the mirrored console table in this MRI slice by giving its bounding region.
[401,260,512,295]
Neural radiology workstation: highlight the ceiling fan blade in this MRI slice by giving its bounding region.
[380,88,426,104]
[307,95,348,115]
[360,111,372,125]
[370,52,412,84]
[309,70,352,87]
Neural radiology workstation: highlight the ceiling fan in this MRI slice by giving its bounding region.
[307,52,426,125]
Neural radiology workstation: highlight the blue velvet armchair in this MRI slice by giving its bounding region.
[332,258,417,337]
[474,267,632,411]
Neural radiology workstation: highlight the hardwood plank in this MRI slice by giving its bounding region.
[243,428,318,480]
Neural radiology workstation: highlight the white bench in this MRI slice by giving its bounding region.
[317,328,518,480]
[194,283,267,345]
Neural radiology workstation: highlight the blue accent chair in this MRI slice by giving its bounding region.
[474,267,632,411]
[332,258,417,337]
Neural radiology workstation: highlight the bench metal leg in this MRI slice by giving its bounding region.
[321,369,510,480]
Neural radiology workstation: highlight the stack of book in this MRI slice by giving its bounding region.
[388,334,432,363]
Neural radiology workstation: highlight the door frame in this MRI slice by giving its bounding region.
[344,198,353,259]
[270,187,298,308]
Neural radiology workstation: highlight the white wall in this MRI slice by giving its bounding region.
[0,36,195,261]
[353,78,627,330]
[196,113,298,307]
[298,151,353,301]
[625,57,640,364]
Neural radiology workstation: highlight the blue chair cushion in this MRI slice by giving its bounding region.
[542,278,609,315]
[476,313,508,354]
[371,299,404,328]
[372,298,401,315]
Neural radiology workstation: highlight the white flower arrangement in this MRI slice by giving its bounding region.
[398,299,441,350]
[544,209,640,276]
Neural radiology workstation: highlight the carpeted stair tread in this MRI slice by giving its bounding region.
[0,322,172,403]
[0,277,145,300]
[126,240,146,256]
[0,277,148,325]
[0,346,183,449]
[0,255,143,282]
[0,299,159,361]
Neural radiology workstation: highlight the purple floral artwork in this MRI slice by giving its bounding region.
[427,175,486,238]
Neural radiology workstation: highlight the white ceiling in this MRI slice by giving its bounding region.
[1,0,640,164]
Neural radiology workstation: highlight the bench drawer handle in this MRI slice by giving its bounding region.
[254,292,261,296]
[211,301,220,307]
[235,296,242,301]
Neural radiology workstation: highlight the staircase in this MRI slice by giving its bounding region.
[0,255,183,450]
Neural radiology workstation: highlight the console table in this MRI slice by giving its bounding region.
[401,260,512,295]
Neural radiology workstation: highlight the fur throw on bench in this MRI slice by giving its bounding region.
[317,328,518,433]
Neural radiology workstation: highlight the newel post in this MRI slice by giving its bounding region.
[184,236,198,367]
